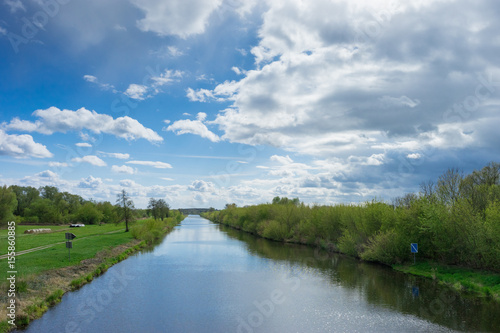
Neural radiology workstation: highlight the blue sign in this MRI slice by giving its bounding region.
[411,243,418,253]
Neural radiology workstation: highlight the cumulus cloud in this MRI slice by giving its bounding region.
[2,107,163,143]
[78,176,103,188]
[111,165,136,174]
[131,0,223,38]
[72,155,107,167]
[165,112,220,142]
[0,129,53,158]
[165,0,500,169]
[188,180,215,192]
[126,160,172,169]
[124,84,148,100]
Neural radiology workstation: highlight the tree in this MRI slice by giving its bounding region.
[116,189,134,232]
[437,168,463,206]
[96,201,120,224]
[9,185,39,217]
[156,199,170,220]
[39,185,59,201]
[148,198,158,219]
[148,198,170,220]
[0,185,17,225]
[24,198,62,224]
[76,202,103,225]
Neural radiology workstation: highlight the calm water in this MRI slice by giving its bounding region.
[18,216,499,332]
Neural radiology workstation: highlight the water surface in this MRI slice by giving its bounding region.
[18,216,499,332]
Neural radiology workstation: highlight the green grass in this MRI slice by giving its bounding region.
[0,222,144,279]
[393,261,500,301]
[0,223,129,254]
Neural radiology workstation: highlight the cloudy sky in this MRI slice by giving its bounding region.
[1,0,499,209]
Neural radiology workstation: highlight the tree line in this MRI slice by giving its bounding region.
[0,185,172,229]
[204,162,500,272]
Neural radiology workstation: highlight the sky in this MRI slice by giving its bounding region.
[0,0,499,209]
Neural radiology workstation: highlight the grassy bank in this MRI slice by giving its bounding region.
[393,262,500,301]
[0,212,184,332]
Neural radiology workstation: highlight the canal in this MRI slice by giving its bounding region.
[18,215,500,332]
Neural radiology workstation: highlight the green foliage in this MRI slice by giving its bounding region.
[130,211,182,244]
[205,162,500,272]
[24,198,62,224]
[0,185,17,224]
[76,202,103,225]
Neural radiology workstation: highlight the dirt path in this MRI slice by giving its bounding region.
[0,230,124,259]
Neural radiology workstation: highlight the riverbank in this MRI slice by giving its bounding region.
[0,215,184,332]
[205,213,500,303]
[393,262,500,302]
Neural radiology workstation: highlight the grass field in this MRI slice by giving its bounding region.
[0,223,136,279]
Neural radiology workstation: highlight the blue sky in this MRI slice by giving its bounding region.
[1,0,499,209]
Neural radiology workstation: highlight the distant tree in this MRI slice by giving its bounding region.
[437,168,463,206]
[24,198,62,224]
[9,185,39,217]
[76,202,103,225]
[96,201,120,224]
[156,199,170,220]
[0,185,17,225]
[272,196,300,206]
[225,203,237,209]
[116,189,134,232]
[148,198,158,219]
[39,185,59,201]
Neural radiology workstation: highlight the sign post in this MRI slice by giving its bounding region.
[411,243,418,264]
[65,233,76,261]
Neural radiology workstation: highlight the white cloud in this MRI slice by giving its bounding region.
[83,75,116,92]
[119,179,140,188]
[270,155,293,165]
[168,46,183,57]
[151,69,183,88]
[166,115,220,142]
[111,165,136,174]
[98,151,130,159]
[83,75,97,83]
[186,88,217,102]
[161,177,174,181]
[407,153,422,159]
[2,107,163,143]
[126,160,172,169]
[124,84,148,100]
[131,0,223,38]
[72,155,107,167]
[188,180,215,192]
[75,142,92,147]
[78,176,103,189]
[0,129,53,158]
